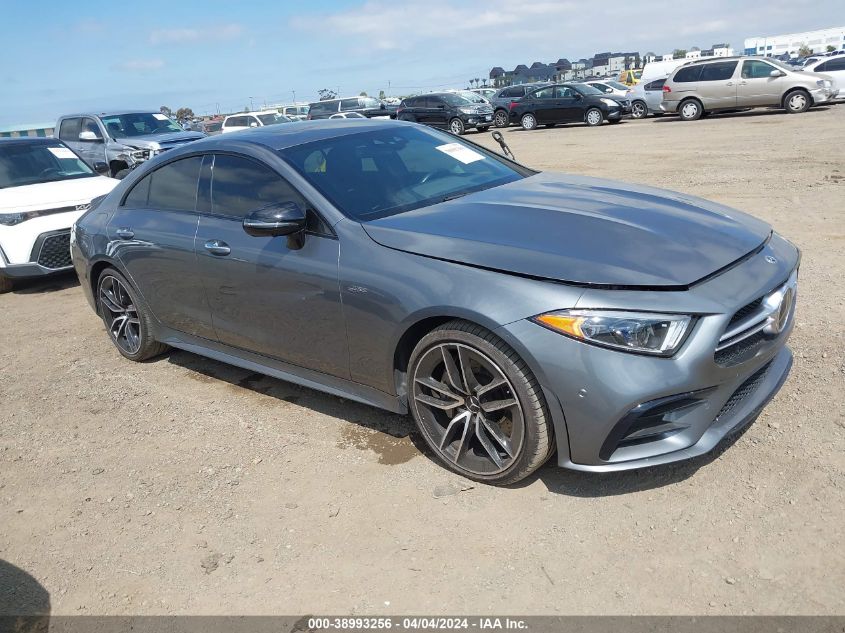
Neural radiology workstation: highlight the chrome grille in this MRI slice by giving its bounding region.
[36,231,72,269]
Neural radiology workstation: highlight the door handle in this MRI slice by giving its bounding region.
[726,82,733,86]
[115,228,134,240]
[204,240,231,256]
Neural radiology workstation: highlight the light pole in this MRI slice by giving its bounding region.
[249,96,254,111]
[292,90,296,103]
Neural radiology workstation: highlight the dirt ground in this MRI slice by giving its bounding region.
[1,105,843,616]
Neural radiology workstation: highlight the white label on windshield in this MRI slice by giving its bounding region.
[435,143,485,165]
[153,113,169,121]
[48,147,77,159]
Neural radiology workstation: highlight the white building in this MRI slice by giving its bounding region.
[711,44,733,57]
[745,26,845,57]
[661,54,674,62]
[685,49,701,59]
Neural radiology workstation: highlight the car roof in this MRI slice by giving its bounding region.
[58,111,164,119]
[0,137,62,146]
[163,118,414,153]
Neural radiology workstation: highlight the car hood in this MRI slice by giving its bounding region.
[0,176,118,213]
[362,173,772,288]
[115,131,205,150]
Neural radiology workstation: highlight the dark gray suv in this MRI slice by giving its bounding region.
[71,119,798,485]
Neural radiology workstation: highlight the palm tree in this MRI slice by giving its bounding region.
[468,79,474,89]
[474,77,481,88]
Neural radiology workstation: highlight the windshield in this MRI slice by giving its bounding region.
[100,112,184,138]
[571,83,603,96]
[456,91,487,104]
[0,141,95,189]
[604,80,629,90]
[258,114,291,125]
[440,93,474,106]
[360,97,383,109]
[282,126,524,220]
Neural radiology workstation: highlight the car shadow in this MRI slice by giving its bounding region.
[0,558,50,632]
[9,272,79,295]
[651,105,833,123]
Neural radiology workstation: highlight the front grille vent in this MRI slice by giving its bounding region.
[714,361,772,422]
[37,231,72,269]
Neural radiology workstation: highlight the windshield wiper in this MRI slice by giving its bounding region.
[440,191,470,203]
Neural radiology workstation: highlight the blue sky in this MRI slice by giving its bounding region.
[2,0,843,126]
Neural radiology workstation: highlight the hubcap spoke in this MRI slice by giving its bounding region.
[476,376,507,397]
[474,415,506,468]
[480,416,515,458]
[440,346,465,394]
[440,410,471,451]
[452,414,474,463]
[480,398,518,413]
[415,375,462,401]
[416,392,462,411]
[457,346,479,393]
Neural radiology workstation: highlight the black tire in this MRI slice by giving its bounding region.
[494,110,509,128]
[608,119,622,124]
[520,113,538,130]
[407,320,554,485]
[678,98,703,121]
[584,107,604,126]
[543,123,556,128]
[96,267,168,362]
[783,89,811,114]
[448,118,466,135]
[0,275,12,294]
[476,126,490,132]
[631,100,648,119]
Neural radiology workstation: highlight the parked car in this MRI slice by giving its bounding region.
[307,96,392,120]
[582,80,633,113]
[509,83,624,129]
[471,88,497,99]
[662,56,839,121]
[449,89,491,105]
[489,83,552,128]
[56,111,205,178]
[200,119,224,135]
[222,111,294,133]
[396,92,494,134]
[629,77,668,118]
[279,104,310,121]
[801,55,845,95]
[329,112,367,119]
[70,119,798,485]
[0,138,117,293]
[617,68,643,86]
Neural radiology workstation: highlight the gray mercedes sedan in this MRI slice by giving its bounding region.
[70,119,798,485]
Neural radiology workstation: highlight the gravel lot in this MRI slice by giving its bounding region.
[1,105,843,616]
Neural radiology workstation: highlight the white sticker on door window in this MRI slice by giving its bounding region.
[435,143,485,165]
[47,147,78,160]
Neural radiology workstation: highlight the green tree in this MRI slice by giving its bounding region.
[159,106,172,117]
[673,49,687,59]
[826,45,836,52]
[798,44,812,57]
[359,91,368,97]
[318,88,337,101]
[175,107,194,120]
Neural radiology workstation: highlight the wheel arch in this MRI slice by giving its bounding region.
[782,86,810,108]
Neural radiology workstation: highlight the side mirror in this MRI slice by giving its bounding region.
[770,69,785,77]
[605,88,613,93]
[249,121,259,127]
[93,161,109,175]
[79,130,102,142]
[243,202,306,237]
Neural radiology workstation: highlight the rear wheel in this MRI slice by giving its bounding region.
[585,108,603,126]
[449,118,466,135]
[520,113,537,130]
[679,98,703,121]
[0,276,12,294]
[96,268,168,362]
[494,110,509,127]
[784,89,811,114]
[631,100,647,119]
[407,320,554,485]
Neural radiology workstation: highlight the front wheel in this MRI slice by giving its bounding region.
[631,100,647,119]
[494,110,509,128]
[449,118,466,135]
[0,275,12,294]
[408,320,554,485]
[520,113,537,130]
[585,108,603,126]
[97,268,168,362]
[784,89,811,114]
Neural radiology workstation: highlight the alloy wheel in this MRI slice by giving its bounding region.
[411,343,525,476]
[450,119,465,135]
[494,110,508,127]
[521,114,536,130]
[632,102,646,118]
[99,275,142,355]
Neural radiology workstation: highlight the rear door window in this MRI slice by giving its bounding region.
[826,57,845,71]
[531,87,555,99]
[645,79,666,91]
[146,156,202,211]
[699,61,738,81]
[58,118,82,141]
[673,65,703,82]
[340,98,360,111]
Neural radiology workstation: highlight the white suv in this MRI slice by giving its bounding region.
[0,138,117,292]
[221,111,293,133]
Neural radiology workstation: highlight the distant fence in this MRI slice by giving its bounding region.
[0,126,54,138]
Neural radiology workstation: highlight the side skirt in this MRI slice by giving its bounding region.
[157,327,408,415]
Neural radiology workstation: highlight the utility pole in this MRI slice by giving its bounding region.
[292,90,296,104]
[249,96,254,111]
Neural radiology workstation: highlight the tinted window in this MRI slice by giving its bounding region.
[283,126,524,221]
[211,154,303,218]
[0,141,94,189]
[645,79,666,91]
[555,86,575,98]
[699,61,738,81]
[146,156,202,211]
[340,98,360,111]
[124,174,151,207]
[58,118,81,141]
[531,87,555,99]
[673,65,703,82]
[500,87,520,98]
[826,57,845,71]
[741,60,776,79]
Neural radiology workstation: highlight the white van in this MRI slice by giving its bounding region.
[641,58,715,83]
[221,111,293,133]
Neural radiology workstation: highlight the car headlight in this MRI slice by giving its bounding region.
[600,98,619,107]
[131,149,150,161]
[0,212,30,226]
[816,79,832,88]
[532,310,693,356]
[458,107,476,114]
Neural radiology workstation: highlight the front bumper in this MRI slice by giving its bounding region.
[607,107,623,120]
[496,234,799,472]
[810,86,837,104]
[462,112,494,128]
[0,230,73,280]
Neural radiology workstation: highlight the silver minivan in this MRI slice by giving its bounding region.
[661,56,839,121]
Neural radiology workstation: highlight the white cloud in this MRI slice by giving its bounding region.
[150,23,244,45]
[112,59,165,72]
